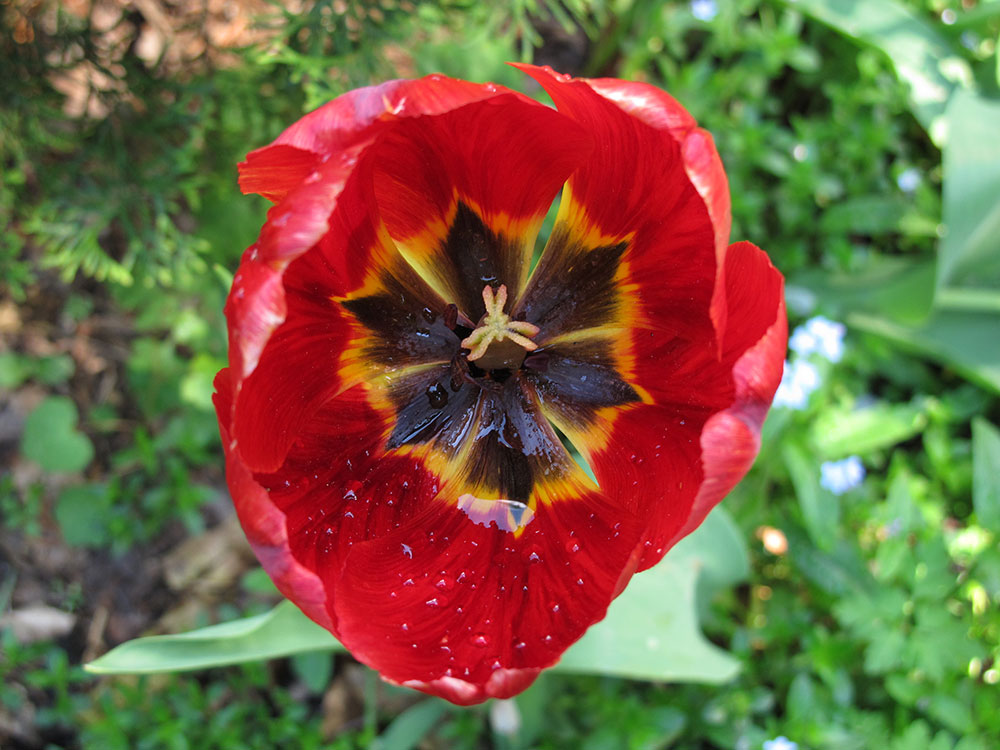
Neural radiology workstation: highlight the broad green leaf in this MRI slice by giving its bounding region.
[20,396,94,473]
[849,309,1000,394]
[789,256,936,326]
[972,418,1000,531]
[938,90,1000,296]
[811,400,927,459]
[84,600,343,674]
[553,507,745,683]
[785,0,970,145]
[371,700,452,750]
[783,442,838,551]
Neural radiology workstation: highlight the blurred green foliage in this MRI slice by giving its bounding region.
[2,0,999,748]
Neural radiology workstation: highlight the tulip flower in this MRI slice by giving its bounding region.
[213,65,787,704]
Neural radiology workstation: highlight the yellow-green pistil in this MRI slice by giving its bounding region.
[461,285,540,370]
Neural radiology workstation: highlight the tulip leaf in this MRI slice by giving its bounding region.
[86,509,746,684]
[849,309,1000,395]
[84,600,343,674]
[552,506,745,683]
[783,0,969,145]
[937,89,1000,297]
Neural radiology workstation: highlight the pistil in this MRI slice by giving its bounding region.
[461,285,540,370]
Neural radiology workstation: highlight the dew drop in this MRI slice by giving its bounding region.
[401,623,409,631]
[550,602,560,613]
[425,598,440,607]
[344,511,354,519]
[435,577,453,591]
[426,382,449,408]
[514,640,526,649]
[471,633,490,648]
[403,578,415,587]
[543,634,554,645]
[576,578,585,586]
[491,660,502,670]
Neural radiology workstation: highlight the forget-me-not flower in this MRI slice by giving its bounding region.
[691,0,718,22]
[789,316,846,363]
[820,455,865,495]
[773,358,820,410]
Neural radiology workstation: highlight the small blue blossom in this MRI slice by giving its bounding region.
[789,316,846,363]
[773,359,820,410]
[897,167,921,193]
[820,455,865,495]
[691,0,718,22]
[763,737,799,750]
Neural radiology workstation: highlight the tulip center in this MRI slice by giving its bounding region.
[460,285,540,371]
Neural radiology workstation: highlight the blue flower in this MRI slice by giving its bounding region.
[789,316,845,363]
[763,737,799,750]
[691,0,718,22]
[773,358,820,410]
[897,167,921,193]
[820,455,865,495]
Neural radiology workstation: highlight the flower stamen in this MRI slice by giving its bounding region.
[461,285,540,370]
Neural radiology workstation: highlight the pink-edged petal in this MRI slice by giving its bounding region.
[213,367,333,631]
[582,241,786,571]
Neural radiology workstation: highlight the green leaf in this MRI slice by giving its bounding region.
[811,400,927,459]
[371,700,452,750]
[938,90,1000,296]
[784,0,969,145]
[84,600,343,674]
[20,396,94,473]
[972,417,1000,531]
[783,442,838,551]
[552,507,745,683]
[789,256,936,326]
[850,309,1000,394]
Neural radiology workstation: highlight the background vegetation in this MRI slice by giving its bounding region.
[2,0,999,748]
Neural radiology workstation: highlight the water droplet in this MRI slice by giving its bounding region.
[566,540,581,554]
[403,578,415,587]
[543,634,554,645]
[401,543,413,558]
[550,602,560,613]
[491,659,502,670]
[435,577,453,591]
[471,633,490,648]
[344,511,354,519]
[576,578,585,586]
[514,640,526,649]
[421,306,436,323]
[401,623,409,631]
[425,598,440,607]
[426,382,448,408]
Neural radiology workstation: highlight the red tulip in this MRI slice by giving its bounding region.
[213,65,787,705]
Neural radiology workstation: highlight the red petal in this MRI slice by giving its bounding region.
[516,64,726,345]
[213,367,334,631]
[583,241,786,570]
[239,144,322,203]
[371,94,588,310]
[330,487,643,705]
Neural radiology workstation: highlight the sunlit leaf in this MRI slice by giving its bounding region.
[784,0,970,145]
[84,600,343,674]
[938,90,1000,296]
